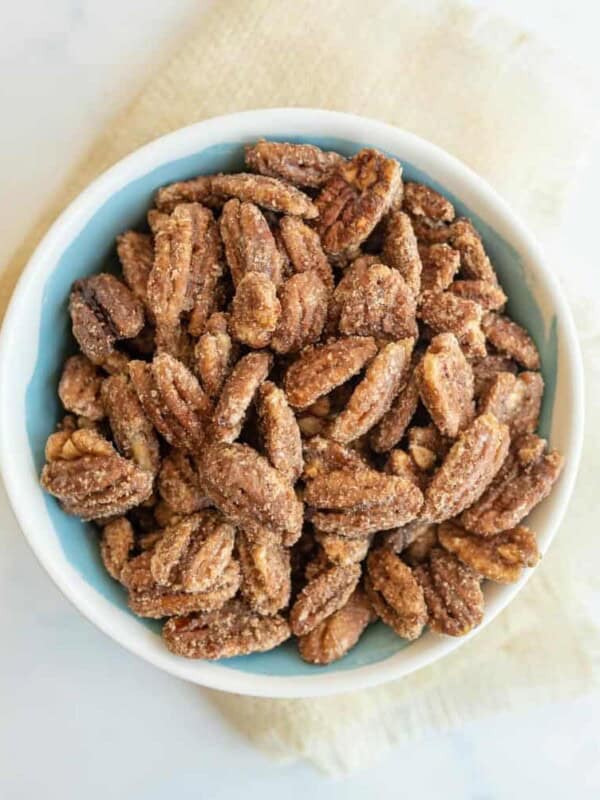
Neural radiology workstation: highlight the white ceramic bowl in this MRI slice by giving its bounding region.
[0,109,584,698]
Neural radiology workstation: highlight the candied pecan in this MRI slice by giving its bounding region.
[116,230,154,311]
[438,521,539,583]
[245,140,345,188]
[271,272,328,354]
[186,206,225,336]
[418,243,460,293]
[100,517,135,581]
[471,354,518,397]
[154,175,224,214]
[315,532,371,565]
[380,520,437,555]
[162,600,290,659]
[211,351,272,442]
[365,548,427,639]
[257,381,303,483]
[40,428,153,520]
[326,254,378,334]
[219,199,283,288]
[449,218,498,284]
[157,450,209,514]
[384,449,428,490]
[311,499,423,538]
[69,273,144,366]
[408,424,451,471]
[284,336,377,410]
[211,173,318,218]
[230,272,281,349]
[461,448,563,535]
[449,279,506,311]
[515,432,547,466]
[237,529,291,615]
[329,340,413,443]
[58,355,105,421]
[129,354,211,452]
[402,525,440,566]
[479,371,543,436]
[153,499,185,529]
[278,215,334,292]
[402,182,455,223]
[421,413,510,522]
[289,563,361,636]
[411,217,453,245]
[198,442,303,544]
[315,148,402,259]
[337,263,418,339]
[370,371,420,453]
[150,511,235,593]
[414,548,484,636]
[120,550,155,592]
[419,290,486,358]
[482,313,541,370]
[128,559,241,619]
[101,373,160,474]
[416,333,475,438]
[305,467,418,511]
[298,588,374,665]
[381,209,422,295]
[194,312,235,399]
[302,436,367,480]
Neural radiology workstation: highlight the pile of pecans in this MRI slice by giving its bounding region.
[40,140,564,664]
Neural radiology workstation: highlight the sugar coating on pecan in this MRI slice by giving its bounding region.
[238,529,291,615]
[438,521,539,583]
[154,175,224,214]
[418,243,460,294]
[315,148,402,258]
[278,215,334,292]
[230,272,281,349]
[421,413,510,522]
[40,428,153,520]
[414,548,484,636]
[478,371,543,437]
[157,450,210,515]
[402,182,455,223]
[162,601,290,659]
[100,517,135,581]
[271,271,328,354]
[284,336,377,410]
[449,218,498,284]
[419,290,486,358]
[116,231,154,309]
[482,313,541,370]
[198,442,303,544]
[314,532,372,565]
[245,140,345,188]
[211,351,272,443]
[365,548,427,640]
[257,381,303,483]
[211,173,318,218]
[381,209,422,296]
[408,424,451,472]
[298,588,374,665]
[416,333,475,438]
[471,354,518,397]
[302,436,367,480]
[219,199,283,288]
[329,340,414,443]
[194,312,236,399]
[289,562,361,636]
[448,279,506,311]
[58,355,105,421]
[370,370,420,453]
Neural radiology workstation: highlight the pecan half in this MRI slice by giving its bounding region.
[157,450,210,515]
[58,355,105,421]
[419,290,486,358]
[69,273,144,367]
[278,215,334,292]
[408,424,451,471]
[329,340,413,443]
[482,313,541,370]
[471,354,518,397]
[284,336,377,410]
[230,272,281,348]
[314,532,372,565]
[154,175,224,214]
[40,428,153,520]
[302,436,367,480]
[370,370,420,453]
[186,205,225,336]
[101,373,160,474]
[478,371,543,436]
[298,588,374,664]
[198,442,303,544]
[238,529,291,615]
[449,218,497,284]
[418,243,460,293]
[116,231,154,309]
[162,601,290,659]
[219,199,283,288]
[402,182,455,223]
[257,381,303,483]
[245,140,345,188]
[289,563,361,636]
[365,548,427,639]
[421,413,510,522]
[211,351,272,443]
[271,272,328,354]
[194,312,236,399]
[416,333,475,438]
[211,173,318,218]
[315,148,402,259]
[438,521,539,583]
[448,279,506,311]
[381,209,422,295]
[100,517,135,581]
[384,450,428,490]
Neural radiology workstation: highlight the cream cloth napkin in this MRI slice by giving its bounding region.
[2,0,599,776]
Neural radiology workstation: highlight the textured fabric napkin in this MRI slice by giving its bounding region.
[2,0,599,776]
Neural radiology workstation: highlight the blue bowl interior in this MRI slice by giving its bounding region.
[26,136,557,676]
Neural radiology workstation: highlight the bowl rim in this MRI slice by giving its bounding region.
[0,108,584,698]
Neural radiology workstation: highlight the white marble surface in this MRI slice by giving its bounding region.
[1,1,600,797]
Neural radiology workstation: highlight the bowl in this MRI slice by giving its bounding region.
[0,108,584,698]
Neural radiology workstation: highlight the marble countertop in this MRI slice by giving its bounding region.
[1,1,599,797]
